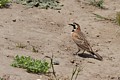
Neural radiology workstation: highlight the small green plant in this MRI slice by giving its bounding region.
[90,0,104,9]
[93,13,120,26]
[116,12,120,26]
[15,0,63,10]
[16,43,26,49]
[32,46,39,53]
[11,55,50,73]
[0,0,10,8]
[0,77,3,80]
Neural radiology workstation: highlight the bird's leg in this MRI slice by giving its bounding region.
[81,50,85,54]
[80,50,85,56]
[73,49,80,55]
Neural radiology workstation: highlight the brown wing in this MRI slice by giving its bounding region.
[72,32,92,51]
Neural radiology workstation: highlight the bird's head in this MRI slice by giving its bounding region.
[68,22,81,32]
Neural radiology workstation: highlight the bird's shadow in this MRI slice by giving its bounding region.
[77,53,100,61]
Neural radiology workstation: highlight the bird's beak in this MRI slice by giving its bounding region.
[68,24,74,26]
[69,24,76,30]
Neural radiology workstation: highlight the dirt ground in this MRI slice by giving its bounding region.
[0,0,120,80]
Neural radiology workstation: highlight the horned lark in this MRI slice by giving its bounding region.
[69,22,103,61]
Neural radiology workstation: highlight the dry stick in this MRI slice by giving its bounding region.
[75,67,81,80]
[71,65,78,80]
[92,13,115,22]
[45,55,57,80]
[51,54,57,80]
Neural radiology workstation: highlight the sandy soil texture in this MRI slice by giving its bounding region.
[0,0,120,80]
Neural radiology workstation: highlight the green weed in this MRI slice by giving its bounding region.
[93,13,115,22]
[15,0,63,10]
[93,13,120,26]
[0,0,10,8]
[32,46,39,53]
[16,43,26,49]
[90,0,104,9]
[0,77,3,80]
[11,55,50,73]
[116,12,120,26]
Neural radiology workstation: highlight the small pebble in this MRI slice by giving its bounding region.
[87,61,95,64]
[96,35,100,37]
[69,13,72,15]
[57,51,60,53]
[111,77,115,79]
[53,60,59,65]
[81,6,84,8]
[95,49,99,52]
[70,59,75,63]
[12,19,16,22]
[118,77,120,80]
[27,40,30,43]
[107,40,111,43]
[58,11,60,13]
[50,22,55,25]
[0,25,4,27]
[86,32,88,34]
[5,37,8,40]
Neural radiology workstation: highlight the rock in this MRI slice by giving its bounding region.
[118,77,120,80]
[86,32,88,34]
[12,19,16,22]
[96,35,100,37]
[4,37,8,40]
[36,79,41,80]
[81,6,84,8]
[58,11,61,13]
[2,74,21,80]
[70,59,75,63]
[95,49,99,52]
[0,25,4,27]
[87,61,95,64]
[111,77,115,79]
[69,13,72,15]
[107,40,111,43]
[50,22,55,25]
[53,60,59,65]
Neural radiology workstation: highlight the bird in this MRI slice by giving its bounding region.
[69,22,103,61]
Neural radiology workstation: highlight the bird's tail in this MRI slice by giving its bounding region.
[89,51,103,61]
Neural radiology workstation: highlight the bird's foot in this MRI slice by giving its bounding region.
[73,50,80,55]
[73,53,78,55]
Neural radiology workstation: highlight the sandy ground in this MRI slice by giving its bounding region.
[0,0,120,80]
